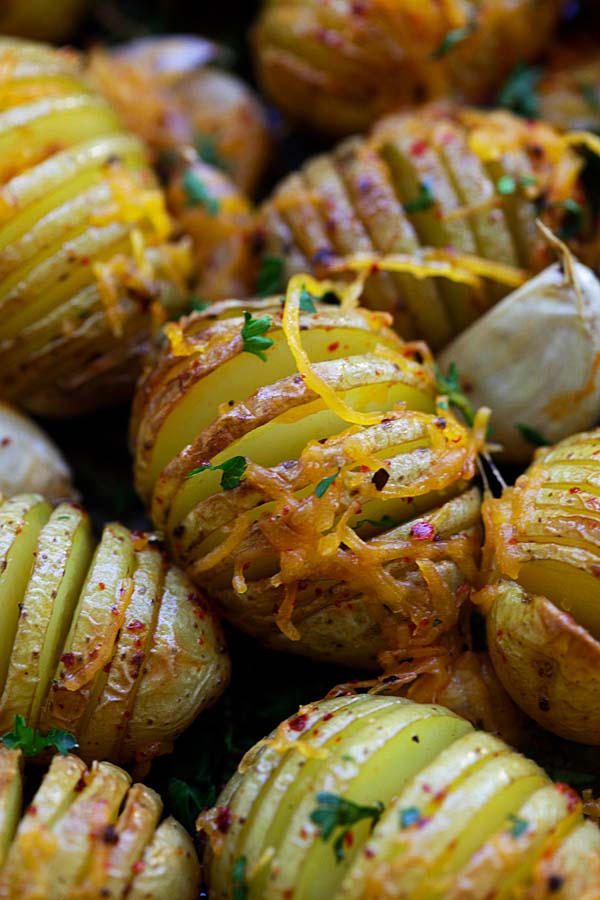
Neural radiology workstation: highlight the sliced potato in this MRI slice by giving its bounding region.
[0,404,74,502]
[0,750,21,870]
[127,818,201,900]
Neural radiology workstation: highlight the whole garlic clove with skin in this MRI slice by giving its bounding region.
[438,246,600,464]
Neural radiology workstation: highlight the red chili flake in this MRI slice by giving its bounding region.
[97,582,105,591]
[508,537,518,545]
[456,583,470,598]
[323,712,334,721]
[133,861,145,875]
[364,847,375,858]
[111,605,119,616]
[344,832,354,848]
[410,140,428,157]
[419,617,430,628]
[411,521,435,540]
[26,805,37,816]
[288,713,309,732]
[60,652,76,668]
[126,620,145,632]
[369,262,381,275]
[215,806,233,834]
[197,638,204,646]
[328,341,340,352]
[569,486,582,494]
[555,783,580,812]
[0,437,11,447]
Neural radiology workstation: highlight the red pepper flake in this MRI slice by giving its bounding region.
[411,521,435,540]
[555,783,580,812]
[110,605,119,616]
[215,806,233,834]
[569,486,582,494]
[344,832,354,848]
[327,341,340,352]
[410,140,428,157]
[97,582,105,590]
[133,861,145,875]
[60,652,77,668]
[288,713,309,732]
[26,805,37,816]
[126,619,145,632]
[364,847,375,858]
[0,437,11,447]
[323,712,334,721]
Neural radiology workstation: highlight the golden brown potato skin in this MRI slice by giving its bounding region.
[254,104,588,348]
[480,429,600,744]
[0,38,190,416]
[0,747,200,900]
[253,0,562,136]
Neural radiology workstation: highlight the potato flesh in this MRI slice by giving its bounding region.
[517,559,600,641]
[127,817,201,900]
[0,750,20,870]
[0,403,74,502]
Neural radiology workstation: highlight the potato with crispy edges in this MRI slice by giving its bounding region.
[254,103,595,348]
[252,0,562,136]
[0,746,200,900]
[480,428,600,744]
[131,275,484,668]
[0,37,191,416]
[0,494,229,768]
[201,694,600,900]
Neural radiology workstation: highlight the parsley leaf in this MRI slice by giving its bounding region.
[257,256,285,297]
[431,23,475,59]
[434,362,475,427]
[190,296,210,312]
[185,456,247,490]
[496,175,517,195]
[182,168,220,215]
[515,423,549,447]
[194,132,229,173]
[310,792,383,862]
[404,181,435,214]
[399,806,422,828]
[507,813,529,838]
[315,468,341,498]
[498,64,543,119]
[241,311,274,361]
[299,287,317,313]
[232,856,248,900]
[167,778,203,834]
[1,715,77,757]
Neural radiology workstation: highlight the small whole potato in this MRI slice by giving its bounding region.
[0,746,200,900]
[200,694,600,900]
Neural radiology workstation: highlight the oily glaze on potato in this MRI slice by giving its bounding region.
[253,103,593,348]
[252,0,562,136]
[0,37,191,416]
[131,282,484,667]
[200,694,600,900]
[0,494,229,768]
[480,428,600,744]
[0,746,200,900]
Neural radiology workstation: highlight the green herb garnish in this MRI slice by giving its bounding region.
[507,813,529,838]
[399,806,422,829]
[515,423,549,447]
[257,255,285,297]
[498,64,543,119]
[190,296,210,312]
[232,855,249,900]
[186,456,247,490]
[194,132,229,173]
[434,362,475,427]
[315,468,341,498]
[431,23,475,59]
[496,174,538,196]
[182,168,220,215]
[299,287,317,313]
[241,310,274,361]
[310,792,383,862]
[404,181,435,214]
[1,715,77,757]
[167,778,203,835]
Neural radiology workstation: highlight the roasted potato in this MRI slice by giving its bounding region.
[537,44,600,133]
[131,276,484,667]
[0,494,229,767]
[439,247,600,463]
[254,103,593,348]
[480,428,600,744]
[252,0,562,136]
[0,746,200,899]
[0,403,74,502]
[88,36,270,195]
[0,37,191,416]
[200,694,600,900]
[0,0,86,43]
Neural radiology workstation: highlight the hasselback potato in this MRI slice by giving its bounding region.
[0,493,229,767]
[253,103,598,348]
[0,746,200,899]
[131,276,485,667]
[0,403,74,502]
[201,694,600,900]
[479,428,600,745]
[252,0,562,136]
[0,37,191,416]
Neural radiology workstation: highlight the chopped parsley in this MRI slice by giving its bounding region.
[299,287,317,313]
[507,813,529,838]
[315,468,341,498]
[496,174,538,195]
[434,362,475,427]
[1,715,77,757]
[190,296,210,312]
[310,792,383,862]
[431,23,475,59]
[257,255,285,297]
[241,311,274,361]
[232,855,249,900]
[186,456,247,490]
[399,806,422,829]
[498,64,543,119]
[515,423,549,447]
[182,168,220,215]
[404,181,435,214]
[167,778,204,835]
[194,132,230,173]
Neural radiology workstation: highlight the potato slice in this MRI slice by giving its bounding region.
[120,566,230,766]
[39,523,135,736]
[0,494,50,696]
[127,817,200,900]
[531,819,600,899]
[75,541,165,764]
[0,748,21,869]
[0,502,93,731]
[0,403,74,502]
